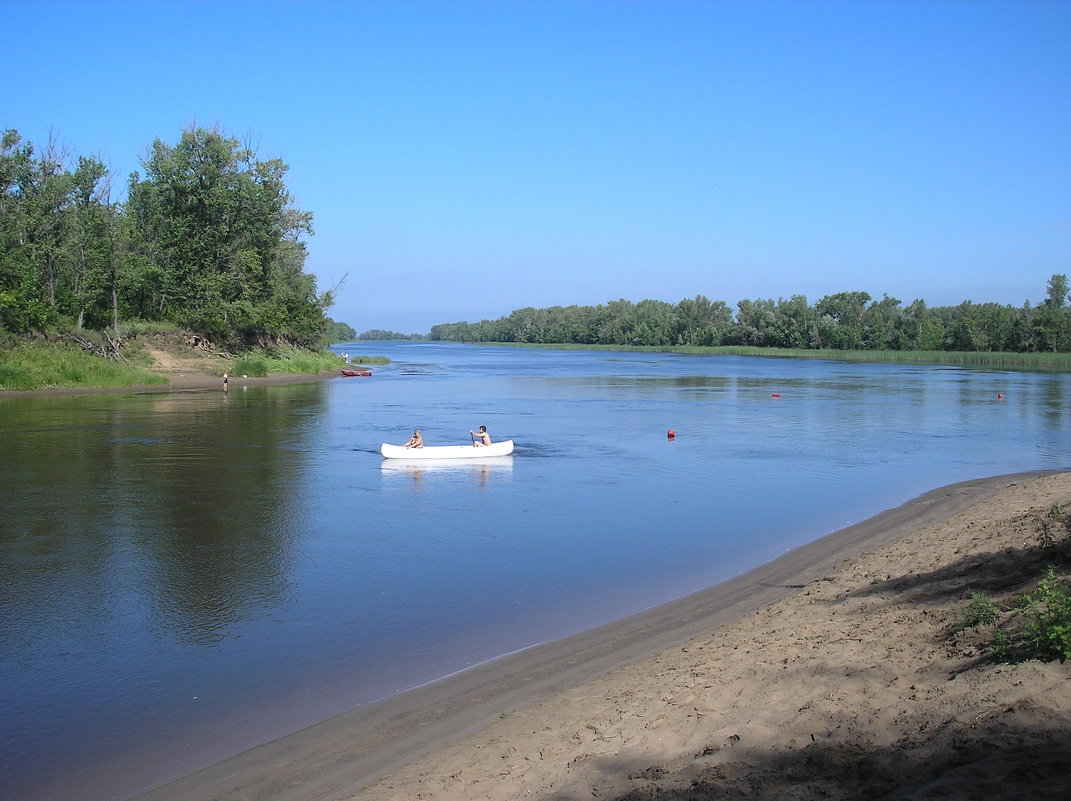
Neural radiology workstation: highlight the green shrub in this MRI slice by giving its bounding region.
[959,565,1071,668]
[0,340,166,391]
[1040,521,1056,553]
[229,347,387,376]
[1021,567,1071,663]
[969,566,1071,664]
[991,629,1014,663]
[232,358,268,377]
[0,364,34,390]
[962,592,1000,628]
[120,319,182,338]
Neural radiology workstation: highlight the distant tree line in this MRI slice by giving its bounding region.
[430,276,1071,353]
[356,329,426,341]
[324,318,357,343]
[1,127,331,348]
[323,322,427,343]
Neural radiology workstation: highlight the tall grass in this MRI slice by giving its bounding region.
[0,341,168,391]
[118,319,184,338]
[232,347,389,377]
[483,342,1071,369]
[1,334,393,392]
[707,346,1071,368]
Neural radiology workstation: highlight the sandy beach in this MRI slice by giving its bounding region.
[129,470,1071,801]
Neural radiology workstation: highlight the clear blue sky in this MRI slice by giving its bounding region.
[5,0,1069,334]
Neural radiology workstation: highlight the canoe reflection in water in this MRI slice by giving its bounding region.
[380,455,514,489]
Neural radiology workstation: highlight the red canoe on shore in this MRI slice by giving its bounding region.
[341,369,372,377]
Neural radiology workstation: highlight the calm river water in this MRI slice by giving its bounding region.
[2,343,1069,801]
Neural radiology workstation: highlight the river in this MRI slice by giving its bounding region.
[1,343,1068,801]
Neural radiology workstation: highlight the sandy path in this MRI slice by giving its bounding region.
[133,471,1071,801]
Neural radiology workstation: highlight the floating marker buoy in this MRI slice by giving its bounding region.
[667,429,676,440]
[771,393,781,398]
[998,393,1004,400]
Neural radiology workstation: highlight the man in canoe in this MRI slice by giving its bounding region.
[470,425,491,446]
[403,429,424,448]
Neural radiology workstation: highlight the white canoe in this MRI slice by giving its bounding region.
[380,440,515,459]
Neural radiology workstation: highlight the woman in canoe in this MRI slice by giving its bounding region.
[403,429,424,449]
[470,425,491,446]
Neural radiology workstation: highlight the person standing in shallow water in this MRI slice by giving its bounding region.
[222,371,229,392]
[470,425,491,446]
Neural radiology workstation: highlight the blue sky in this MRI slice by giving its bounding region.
[5,0,1069,334]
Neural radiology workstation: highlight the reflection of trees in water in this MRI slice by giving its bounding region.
[0,386,326,648]
[0,398,132,657]
[134,390,324,645]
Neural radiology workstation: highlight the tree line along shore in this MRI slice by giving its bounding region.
[428,275,1071,357]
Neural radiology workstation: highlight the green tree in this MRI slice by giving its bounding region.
[918,316,946,351]
[10,136,76,327]
[861,294,901,350]
[1046,274,1069,307]
[674,295,732,346]
[773,295,814,349]
[732,298,777,346]
[1032,274,1071,352]
[897,299,928,350]
[68,156,117,331]
[126,126,323,346]
[0,130,40,330]
[815,291,871,349]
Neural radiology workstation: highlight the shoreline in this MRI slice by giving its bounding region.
[0,369,342,399]
[132,470,1071,801]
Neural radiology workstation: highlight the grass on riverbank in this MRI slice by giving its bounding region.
[0,340,168,391]
[484,342,1071,369]
[1,332,392,392]
[231,348,388,377]
[957,502,1071,664]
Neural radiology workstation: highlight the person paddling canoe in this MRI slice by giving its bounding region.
[469,425,491,447]
[403,429,424,448]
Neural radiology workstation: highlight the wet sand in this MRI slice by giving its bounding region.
[131,470,1071,801]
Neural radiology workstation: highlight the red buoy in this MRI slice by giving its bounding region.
[667,429,676,440]
[998,393,1004,400]
[771,393,781,398]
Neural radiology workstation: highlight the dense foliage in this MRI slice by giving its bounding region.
[324,318,357,343]
[430,277,1071,354]
[356,329,426,341]
[1,127,331,348]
